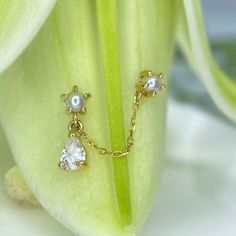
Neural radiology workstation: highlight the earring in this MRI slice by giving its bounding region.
[58,70,165,171]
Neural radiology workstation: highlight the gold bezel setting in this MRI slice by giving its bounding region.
[61,85,91,114]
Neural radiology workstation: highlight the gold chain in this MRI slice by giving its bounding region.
[65,70,165,159]
[76,91,142,158]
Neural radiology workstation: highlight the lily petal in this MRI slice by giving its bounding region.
[0,0,176,235]
[0,0,57,74]
[0,127,73,235]
[177,0,236,122]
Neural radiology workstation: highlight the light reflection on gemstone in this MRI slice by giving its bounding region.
[142,75,161,94]
[64,91,86,112]
[60,137,86,171]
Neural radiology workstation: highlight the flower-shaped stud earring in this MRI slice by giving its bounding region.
[136,70,165,97]
[59,86,91,171]
[61,85,91,114]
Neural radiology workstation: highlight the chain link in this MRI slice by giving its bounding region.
[73,90,142,158]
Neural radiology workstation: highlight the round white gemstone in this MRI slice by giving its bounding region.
[65,92,85,112]
[142,75,161,93]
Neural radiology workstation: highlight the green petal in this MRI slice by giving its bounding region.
[177,0,236,122]
[0,126,73,236]
[96,0,131,226]
[0,0,56,74]
[0,0,176,235]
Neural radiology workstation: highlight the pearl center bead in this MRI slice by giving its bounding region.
[141,75,161,95]
[65,91,85,112]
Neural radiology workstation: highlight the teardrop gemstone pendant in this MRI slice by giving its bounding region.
[59,85,90,171]
[59,137,87,171]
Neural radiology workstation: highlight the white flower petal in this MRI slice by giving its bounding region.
[0,0,57,74]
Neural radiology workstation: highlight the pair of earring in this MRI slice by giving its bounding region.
[58,70,165,171]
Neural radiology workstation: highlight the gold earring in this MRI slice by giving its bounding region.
[58,70,165,171]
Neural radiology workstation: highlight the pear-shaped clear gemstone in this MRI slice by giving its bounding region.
[59,137,86,171]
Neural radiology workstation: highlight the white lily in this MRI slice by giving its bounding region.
[0,0,235,235]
